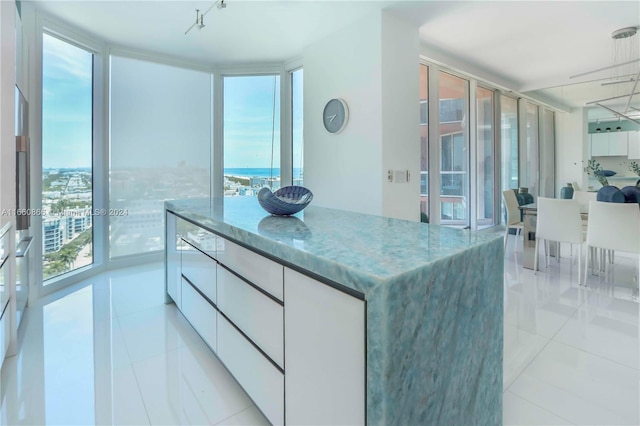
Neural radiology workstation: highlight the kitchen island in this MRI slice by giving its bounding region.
[165,197,503,425]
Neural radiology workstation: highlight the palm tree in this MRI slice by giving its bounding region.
[58,248,76,270]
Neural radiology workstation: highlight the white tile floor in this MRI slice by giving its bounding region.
[0,243,638,425]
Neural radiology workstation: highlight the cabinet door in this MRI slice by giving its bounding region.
[181,277,217,352]
[217,315,284,425]
[181,240,217,304]
[609,132,628,156]
[628,131,640,159]
[590,133,609,157]
[217,266,283,368]
[165,212,181,307]
[284,268,365,425]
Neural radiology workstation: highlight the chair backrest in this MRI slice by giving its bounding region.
[586,201,640,253]
[502,189,521,226]
[536,197,583,244]
[572,190,597,212]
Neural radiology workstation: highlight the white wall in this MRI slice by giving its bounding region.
[380,13,420,221]
[303,11,419,220]
[555,108,587,191]
[303,12,383,216]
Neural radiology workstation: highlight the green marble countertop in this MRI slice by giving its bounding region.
[166,197,502,294]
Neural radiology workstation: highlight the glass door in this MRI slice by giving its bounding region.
[476,86,495,230]
[438,72,469,227]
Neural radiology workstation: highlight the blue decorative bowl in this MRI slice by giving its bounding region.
[595,170,616,177]
[258,186,313,216]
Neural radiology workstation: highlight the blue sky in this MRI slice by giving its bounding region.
[43,34,304,172]
[42,33,93,169]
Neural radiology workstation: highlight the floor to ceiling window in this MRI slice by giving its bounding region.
[419,64,429,223]
[476,86,495,229]
[41,33,94,281]
[223,75,281,196]
[109,55,212,258]
[501,95,519,193]
[291,69,303,186]
[438,72,469,227]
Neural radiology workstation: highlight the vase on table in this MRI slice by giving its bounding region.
[596,185,625,203]
[560,183,574,199]
[517,187,534,205]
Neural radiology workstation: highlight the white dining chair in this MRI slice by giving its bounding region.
[502,189,524,252]
[584,201,640,285]
[534,197,585,283]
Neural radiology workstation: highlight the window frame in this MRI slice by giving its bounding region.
[34,16,107,298]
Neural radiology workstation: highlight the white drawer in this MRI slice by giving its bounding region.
[181,277,217,352]
[217,266,284,368]
[218,315,284,425]
[177,216,217,259]
[181,241,216,304]
[217,238,283,301]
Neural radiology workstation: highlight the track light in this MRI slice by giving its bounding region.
[185,1,227,35]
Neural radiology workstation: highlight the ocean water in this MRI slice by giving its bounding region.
[224,168,303,178]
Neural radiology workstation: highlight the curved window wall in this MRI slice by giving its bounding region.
[109,56,212,259]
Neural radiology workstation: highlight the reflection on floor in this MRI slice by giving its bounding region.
[0,263,269,425]
[503,239,639,425]
[0,244,638,425]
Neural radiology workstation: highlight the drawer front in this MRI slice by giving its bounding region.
[181,277,217,352]
[181,241,216,304]
[217,266,284,368]
[218,315,284,425]
[177,216,216,259]
[217,238,283,301]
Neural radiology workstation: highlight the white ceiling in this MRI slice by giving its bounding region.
[29,0,640,112]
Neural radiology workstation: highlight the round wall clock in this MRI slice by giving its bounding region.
[323,98,349,134]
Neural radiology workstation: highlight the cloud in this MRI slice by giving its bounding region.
[43,34,92,84]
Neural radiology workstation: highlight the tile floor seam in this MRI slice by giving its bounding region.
[505,274,595,395]
[548,336,640,371]
[508,368,638,426]
[504,390,577,426]
[129,358,154,426]
[503,330,555,394]
[549,292,640,371]
[213,405,259,425]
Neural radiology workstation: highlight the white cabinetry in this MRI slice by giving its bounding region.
[217,266,284,368]
[284,268,366,425]
[217,315,284,425]
[590,132,629,157]
[165,212,367,425]
[181,277,217,351]
[628,131,640,159]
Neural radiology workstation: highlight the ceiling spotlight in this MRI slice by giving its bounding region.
[185,1,227,35]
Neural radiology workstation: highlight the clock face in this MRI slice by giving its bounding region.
[323,98,349,134]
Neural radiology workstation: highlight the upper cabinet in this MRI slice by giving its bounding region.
[628,131,640,159]
[590,132,628,157]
